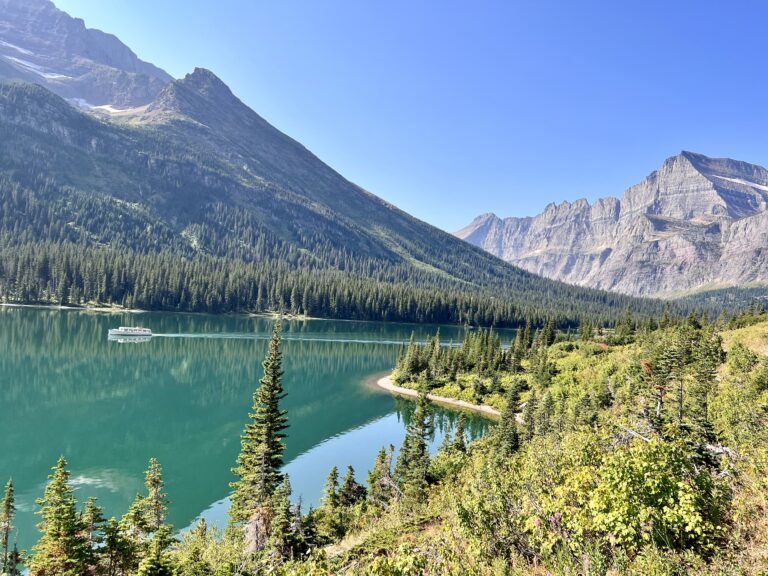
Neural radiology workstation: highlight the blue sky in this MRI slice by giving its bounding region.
[57,0,768,231]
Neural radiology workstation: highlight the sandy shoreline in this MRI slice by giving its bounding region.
[372,374,501,419]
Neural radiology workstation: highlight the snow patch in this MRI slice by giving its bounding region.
[68,97,95,109]
[713,175,768,193]
[0,39,33,55]
[5,55,72,80]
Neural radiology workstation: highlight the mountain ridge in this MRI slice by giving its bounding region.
[0,0,171,106]
[456,152,768,297]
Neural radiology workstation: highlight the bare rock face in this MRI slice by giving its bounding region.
[0,0,171,107]
[455,152,768,297]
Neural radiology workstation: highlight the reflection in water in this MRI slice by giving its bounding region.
[0,308,499,549]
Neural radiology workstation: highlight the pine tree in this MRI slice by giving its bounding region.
[120,494,148,565]
[5,542,21,576]
[367,446,395,509]
[537,392,555,435]
[451,414,467,453]
[80,496,104,564]
[394,390,434,502]
[230,321,289,523]
[268,476,297,560]
[1,479,15,574]
[498,384,520,456]
[103,517,134,576]
[29,457,90,576]
[523,392,537,442]
[321,466,339,511]
[136,526,176,576]
[177,520,214,576]
[689,328,723,443]
[143,458,169,534]
[339,466,366,507]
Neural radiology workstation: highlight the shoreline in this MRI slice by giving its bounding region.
[372,374,501,419]
[0,302,147,313]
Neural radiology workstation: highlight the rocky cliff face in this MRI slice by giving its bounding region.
[455,152,768,297]
[0,0,171,107]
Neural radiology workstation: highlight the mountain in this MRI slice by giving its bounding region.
[0,0,171,107]
[0,2,677,324]
[456,152,768,297]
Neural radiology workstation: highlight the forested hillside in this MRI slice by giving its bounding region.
[0,80,677,325]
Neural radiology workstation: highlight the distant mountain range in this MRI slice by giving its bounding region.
[0,0,671,324]
[456,152,768,298]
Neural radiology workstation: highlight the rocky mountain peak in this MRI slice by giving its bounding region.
[456,152,768,297]
[0,0,171,106]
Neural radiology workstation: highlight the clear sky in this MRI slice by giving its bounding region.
[56,0,768,231]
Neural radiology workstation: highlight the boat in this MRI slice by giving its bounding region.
[108,326,153,340]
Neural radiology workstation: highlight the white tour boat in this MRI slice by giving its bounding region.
[108,326,153,338]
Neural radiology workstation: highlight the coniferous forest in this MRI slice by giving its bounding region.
[0,82,690,328]
[3,307,768,575]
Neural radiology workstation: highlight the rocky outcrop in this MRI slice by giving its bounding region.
[0,0,171,107]
[455,152,768,297]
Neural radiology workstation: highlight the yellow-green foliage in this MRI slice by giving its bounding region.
[286,320,768,576]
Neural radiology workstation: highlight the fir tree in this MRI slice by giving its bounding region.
[523,392,537,442]
[451,414,467,453]
[498,384,520,456]
[4,543,21,576]
[230,321,289,523]
[136,526,176,576]
[143,458,169,534]
[394,390,434,502]
[321,466,339,511]
[79,496,104,565]
[367,446,395,509]
[1,479,14,574]
[103,517,134,576]
[29,457,90,576]
[268,476,298,560]
[176,520,214,576]
[339,466,366,507]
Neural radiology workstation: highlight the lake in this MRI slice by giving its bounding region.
[0,307,501,550]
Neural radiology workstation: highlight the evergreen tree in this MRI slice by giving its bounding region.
[537,392,555,435]
[451,414,467,453]
[498,384,520,456]
[339,466,367,507]
[143,458,169,534]
[523,392,537,442]
[80,496,104,567]
[230,321,289,523]
[268,476,298,560]
[367,446,395,509]
[136,526,176,576]
[689,328,723,443]
[29,457,90,576]
[120,494,148,566]
[4,543,21,576]
[0,479,14,574]
[321,466,339,512]
[103,517,134,576]
[176,520,214,576]
[394,390,434,502]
